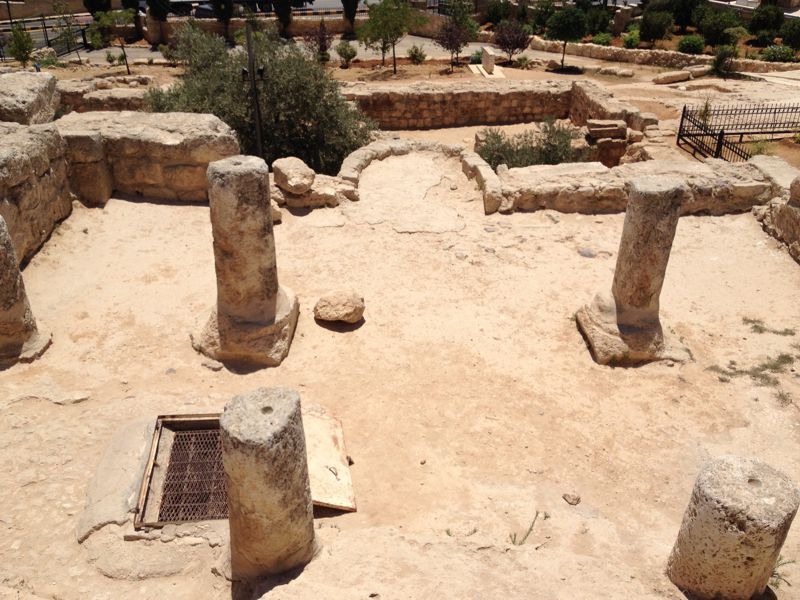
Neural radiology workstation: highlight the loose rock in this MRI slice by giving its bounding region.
[313,291,365,324]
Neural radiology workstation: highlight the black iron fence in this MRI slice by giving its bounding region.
[0,14,89,61]
[677,102,800,163]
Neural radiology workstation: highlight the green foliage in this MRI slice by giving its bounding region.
[770,556,796,589]
[622,29,640,48]
[532,0,555,33]
[304,19,334,62]
[782,19,800,51]
[105,50,116,63]
[86,9,135,49]
[677,33,705,53]
[52,0,83,57]
[592,32,612,45]
[83,0,111,15]
[494,19,530,60]
[712,44,737,75]
[146,0,170,21]
[145,23,374,175]
[753,29,775,47]
[585,7,610,35]
[673,0,701,32]
[470,48,483,63]
[273,0,293,34]
[546,7,587,67]
[358,0,426,73]
[761,44,796,62]
[694,6,740,46]
[434,0,478,70]
[477,120,586,170]
[342,0,359,28]
[724,25,748,44]
[406,43,427,64]
[749,3,784,36]
[640,10,673,42]
[486,0,512,24]
[211,0,234,22]
[335,40,357,67]
[515,55,533,68]
[8,24,34,66]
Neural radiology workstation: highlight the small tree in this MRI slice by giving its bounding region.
[335,40,357,67]
[546,7,586,69]
[695,7,740,46]
[8,23,33,65]
[211,0,234,42]
[433,0,477,71]
[341,0,359,36]
[781,19,800,51]
[748,4,784,36]
[273,0,293,37]
[494,19,529,61]
[88,10,135,72]
[304,19,334,62]
[53,0,83,62]
[712,44,737,76]
[677,33,705,54]
[639,10,673,41]
[532,0,555,33]
[673,0,700,32]
[585,7,609,35]
[357,0,426,74]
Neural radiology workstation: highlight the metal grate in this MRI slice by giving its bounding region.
[157,429,229,523]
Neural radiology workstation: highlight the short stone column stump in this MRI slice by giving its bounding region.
[0,215,51,367]
[667,455,800,600]
[576,176,691,366]
[220,387,316,581]
[191,155,299,367]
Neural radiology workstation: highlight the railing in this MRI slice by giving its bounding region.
[0,14,89,60]
[677,102,800,163]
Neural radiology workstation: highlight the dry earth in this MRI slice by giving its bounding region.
[1,152,799,599]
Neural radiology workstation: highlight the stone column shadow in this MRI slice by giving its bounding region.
[191,155,299,368]
[576,176,691,366]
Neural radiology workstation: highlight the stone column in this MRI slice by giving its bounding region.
[220,387,316,580]
[0,216,51,367]
[667,456,800,600]
[575,176,691,366]
[191,155,299,367]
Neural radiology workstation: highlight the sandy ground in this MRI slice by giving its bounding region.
[1,152,800,599]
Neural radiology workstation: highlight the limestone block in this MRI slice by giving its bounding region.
[748,155,800,195]
[481,46,495,74]
[272,157,315,195]
[79,88,147,112]
[31,47,57,62]
[0,72,60,125]
[667,456,800,600]
[314,290,365,323]
[220,388,316,579]
[686,64,713,78]
[596,138,628,168]
[69,161,113,208]
[653,70,691,84]
[586,119,627,140]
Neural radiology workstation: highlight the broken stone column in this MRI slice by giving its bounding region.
[667,456,800,600]
[220,387,316,580]
[191,155,299,366]
[576,176,691,366]
[0,216,51,366]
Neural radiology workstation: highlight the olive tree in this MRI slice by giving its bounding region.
[546,7,586,69]
[494,19,530,61]
[433,0,478,71]
[358,0,426,74]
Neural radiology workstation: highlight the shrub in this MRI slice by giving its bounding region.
[335,40,357,67]
[678,33,705,54]
[592,32,612,45]
[585,7,610,35]
[712,44,737,75]
[434,0,478,71]
[724,26,748,44]
[145,23,374,174]
[476,120,585,170]
[406,43,427,64]
[358,0,427,74]
[515,55,533,69]
[695,8,740,46]
[470,49,483,63]
[303,19,334,62]
[761,44,796,62]
[532,0,555,33]
[86,9,134,49]
[486,0,512,24]
[546,7,587,68]
[673,0,701,32]
[749,4,783,36]
[753,30,775,47]
[622,29,640,48]
[7,24,33,65]
[105,50,116,64]
[494,19,530,61]
[342,0,359,32]
[640,10,674,41]
[781,19,800,51]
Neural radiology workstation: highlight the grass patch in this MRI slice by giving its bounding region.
[771,555,795,589]
[743,317,795,336]
[706,353,795,387]
[508,511,547,546]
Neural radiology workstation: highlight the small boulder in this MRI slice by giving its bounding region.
[31,47,57,62]
[653,70,691,85]
[314,290,365,324]
[272,156,315,195]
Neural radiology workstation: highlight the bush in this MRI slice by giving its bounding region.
[781,19,800,51]
[486,0,512,24]
[145,23,374,174]
[695,8,740,46]
[476,120,585,170]
[7,24,33,65]
[532,0,555,33]
[748,4,783,36]
[678,33,705,54]
[752,30,775,47]
[761,44,796,62]
[546,7,587,68]
[470,49,483,63]
[592,32,612,46]
[406,43,427,64]
[494,19,530,60]
[640,10,674,41]
[723,26,748,44]
[105,50,116,64]
[335,40,357,67]
[712,44,737,75]
[515,55,533,69]
[434,0,478,70]
[303,19,333,63]
[585,7,610,35]
[622,30,640,48]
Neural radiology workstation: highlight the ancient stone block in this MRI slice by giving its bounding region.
[653,70,691,84]
[272,157,315,195]
[0,72,60,125]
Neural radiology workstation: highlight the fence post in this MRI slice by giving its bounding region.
[714,128,725,159]
[41,14,50,47]
[678,105,687,145]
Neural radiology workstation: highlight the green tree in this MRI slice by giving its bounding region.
[341,0,359,35]
[145,24,374,174]
[211,0,234,41]
[694,7,740,46]
[52,0,83,61]
[357,0,426,74]
[748,4,784,36]
[87,10,134,72]
[639,10,673,41]
[273,0,293,36]
[673,0,700,32]
[304,19,334,62]
[8,23,33,65]
[335,39,357,66]
[433,0,477,71]
[146,0,170,20]
[781,19,800,51]
[546,7,586,68]
[532,0,555,33]
[494,19,529,61]
[585,7,609,35]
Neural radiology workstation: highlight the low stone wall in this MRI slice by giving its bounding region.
[496,156,786,216]
[57,77,152,114]
[528,36,799,73]
[55,111,240,206]
[0,122,72,265]
[341,80,646,131]
[0,72,60,125]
